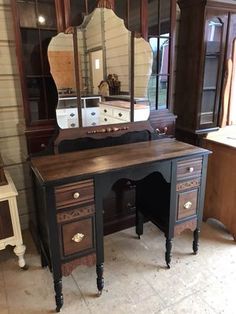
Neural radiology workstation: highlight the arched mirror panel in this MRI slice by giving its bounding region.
[48,7,153,129]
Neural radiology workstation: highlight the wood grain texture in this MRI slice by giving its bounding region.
[31,139,209,184]
[176,179,200,191]
[203,138,236,240]
[177,157,203,181]
[55,179,94,209]
[61,253,96,277]
[174,219,197,236]
[177,189,198,220]
[57,205,95,223]
[61,216,94,257]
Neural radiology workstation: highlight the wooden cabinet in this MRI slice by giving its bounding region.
[174,0,236,144]
[11,0,60,153]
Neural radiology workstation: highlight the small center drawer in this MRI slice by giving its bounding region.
[177,189,198,220]
[177,158,202,181]
[55,179,94,210]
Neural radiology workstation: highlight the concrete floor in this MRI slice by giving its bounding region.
[0,220,236,314]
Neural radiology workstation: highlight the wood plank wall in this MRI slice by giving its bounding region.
[0,0,33,230]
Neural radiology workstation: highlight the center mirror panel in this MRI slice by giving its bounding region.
[48,8,153,129]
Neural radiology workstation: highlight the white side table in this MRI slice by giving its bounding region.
[0,170,26,269]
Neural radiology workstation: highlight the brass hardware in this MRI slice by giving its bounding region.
[87,126,129,135]
[73,192,80,199]
[72,233,84,243]
[188,167,194,173]
[156,126,168,135]
[184,201,192,210]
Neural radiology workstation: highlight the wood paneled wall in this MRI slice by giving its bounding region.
[0,0,33,230]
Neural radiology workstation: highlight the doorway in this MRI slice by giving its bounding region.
[90,49,104,94]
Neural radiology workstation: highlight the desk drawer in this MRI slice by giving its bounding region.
[61,216,95,257]
[177,158,202,181]
[55,179,94,210]
[177,189,198,220]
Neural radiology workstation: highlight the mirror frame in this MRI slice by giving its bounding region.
[52,0,177,136]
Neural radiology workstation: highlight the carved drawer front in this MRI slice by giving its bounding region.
[55,179,94,210]
[177,189,198,220]
[176,178,200,192]
[61,216,95,257]
[177,158,202,181]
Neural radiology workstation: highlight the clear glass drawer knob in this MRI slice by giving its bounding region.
[188,167,194,173]
[72,233,84,243]
[184,201,192,209]
[73,192,80,199]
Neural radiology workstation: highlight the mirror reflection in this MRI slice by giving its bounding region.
[48,8,153,129]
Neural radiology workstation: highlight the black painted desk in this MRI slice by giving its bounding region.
[31,138,210,312]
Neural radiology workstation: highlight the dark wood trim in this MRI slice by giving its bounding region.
[11,0,30,126]
[97,0,114,10]
[168,0,177,111]
[141,0,148,40]
[55,0,66,32]
[178,0,236,12]
[130,31,135,122]
[63,0,71,30]
[54,120,154,153]
[72,29,83,127]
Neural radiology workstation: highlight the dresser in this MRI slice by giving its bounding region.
[31,139,210,312]
[99,101,150,125]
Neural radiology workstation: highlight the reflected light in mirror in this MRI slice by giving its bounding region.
[48,8,153,129]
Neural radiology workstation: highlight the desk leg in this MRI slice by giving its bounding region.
[136,210,144,239]
[165,237,172,268]
[96,263,104,295]
[54,279,63,312]
[193,228,200,254]
[95,177,105,296]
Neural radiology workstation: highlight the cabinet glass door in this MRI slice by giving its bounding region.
[200,16,225,127]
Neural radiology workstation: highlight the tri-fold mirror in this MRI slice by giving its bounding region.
[48,7,153,129]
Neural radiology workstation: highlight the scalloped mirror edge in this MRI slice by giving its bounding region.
[48,3,153,130]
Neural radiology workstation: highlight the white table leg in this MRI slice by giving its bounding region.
[14,244,26,268]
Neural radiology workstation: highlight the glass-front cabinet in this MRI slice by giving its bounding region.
[174,0,235,144]
[200,15,227,128]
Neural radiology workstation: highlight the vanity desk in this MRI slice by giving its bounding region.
[31,137,210,312]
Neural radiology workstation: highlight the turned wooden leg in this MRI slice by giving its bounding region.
[165,237,172,269]
[96,263,104,296]
[193,228,200,254]
[13,244,26,269]
[54,279,63,312]
[136,210,144,239]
